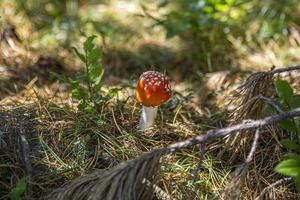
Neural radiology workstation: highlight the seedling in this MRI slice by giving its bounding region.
[52,36,119,113]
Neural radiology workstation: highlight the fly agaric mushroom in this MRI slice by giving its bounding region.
[136,71,171,130]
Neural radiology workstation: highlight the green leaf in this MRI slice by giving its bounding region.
[275,158,300,177]
[290,95,300,109]
[10,177,27,200]
[71,88,87,100]
[69,79,80,88]
[51,71,69,83]
[215,4,229,12]
[89,47,102,64]
[78,103,95,113]
[93,82,102,92]
[279,119,296,132]
[84,35,97,53]
[280,139,299,150]
[283,153,300,160]
[73,47,86,63]
[51,72,79,87]
[108,88,121,98]
[88,63,104,85]
[259,21,274,39]
[275,79,293,103]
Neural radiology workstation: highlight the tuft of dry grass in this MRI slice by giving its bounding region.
[47,150,162,200]
[231,70,275,121]
[218,69,275,162]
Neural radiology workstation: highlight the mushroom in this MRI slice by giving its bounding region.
[136,71,171,130]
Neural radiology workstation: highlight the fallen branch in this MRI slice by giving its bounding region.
[255,177,293,200]
[164,108,300,154]
[48,108,300,200]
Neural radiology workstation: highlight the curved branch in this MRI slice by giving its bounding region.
[268,65,300,75]
[163,108,300,154]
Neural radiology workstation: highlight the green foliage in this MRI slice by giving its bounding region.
[154,0,240,71]
[275,157,300,177]
[244,0,299,39]
[53,36,117,113]
[12,0,83,47]
[275,79,294,105]
[158,0,240,38]
[9,177,27,200]
[280,139,299,150]
[155,0,299,71]
[272,78,300,190]
[158,0,298,40]
[12,0,135,48]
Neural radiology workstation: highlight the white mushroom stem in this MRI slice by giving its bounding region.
[138,106,158,131]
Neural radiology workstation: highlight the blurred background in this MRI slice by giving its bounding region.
[1,0,299,82]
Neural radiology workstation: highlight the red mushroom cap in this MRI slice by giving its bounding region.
[136,71,171,107]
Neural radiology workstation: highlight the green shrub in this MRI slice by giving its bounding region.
[271,78,300,190]
[154,0,299,71]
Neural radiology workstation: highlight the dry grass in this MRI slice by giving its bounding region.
[1,66,300,199]
[0,82,214,199]
[229,26,300,71]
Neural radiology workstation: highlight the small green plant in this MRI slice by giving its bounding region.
[9,177,27,200]
[271,78,300,190]
[53,36,119,113]
[73,35,104,107]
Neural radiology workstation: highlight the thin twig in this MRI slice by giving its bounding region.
[231,128,260,178]
[111,108,124,134]
[246,128,260,163]
[255,177,293,200]
[268,65,300,75]
[248,95,284,114]
[19,120,33,199]
[191,143,206,182]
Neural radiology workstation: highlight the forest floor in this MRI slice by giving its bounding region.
[1,1,300,199]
